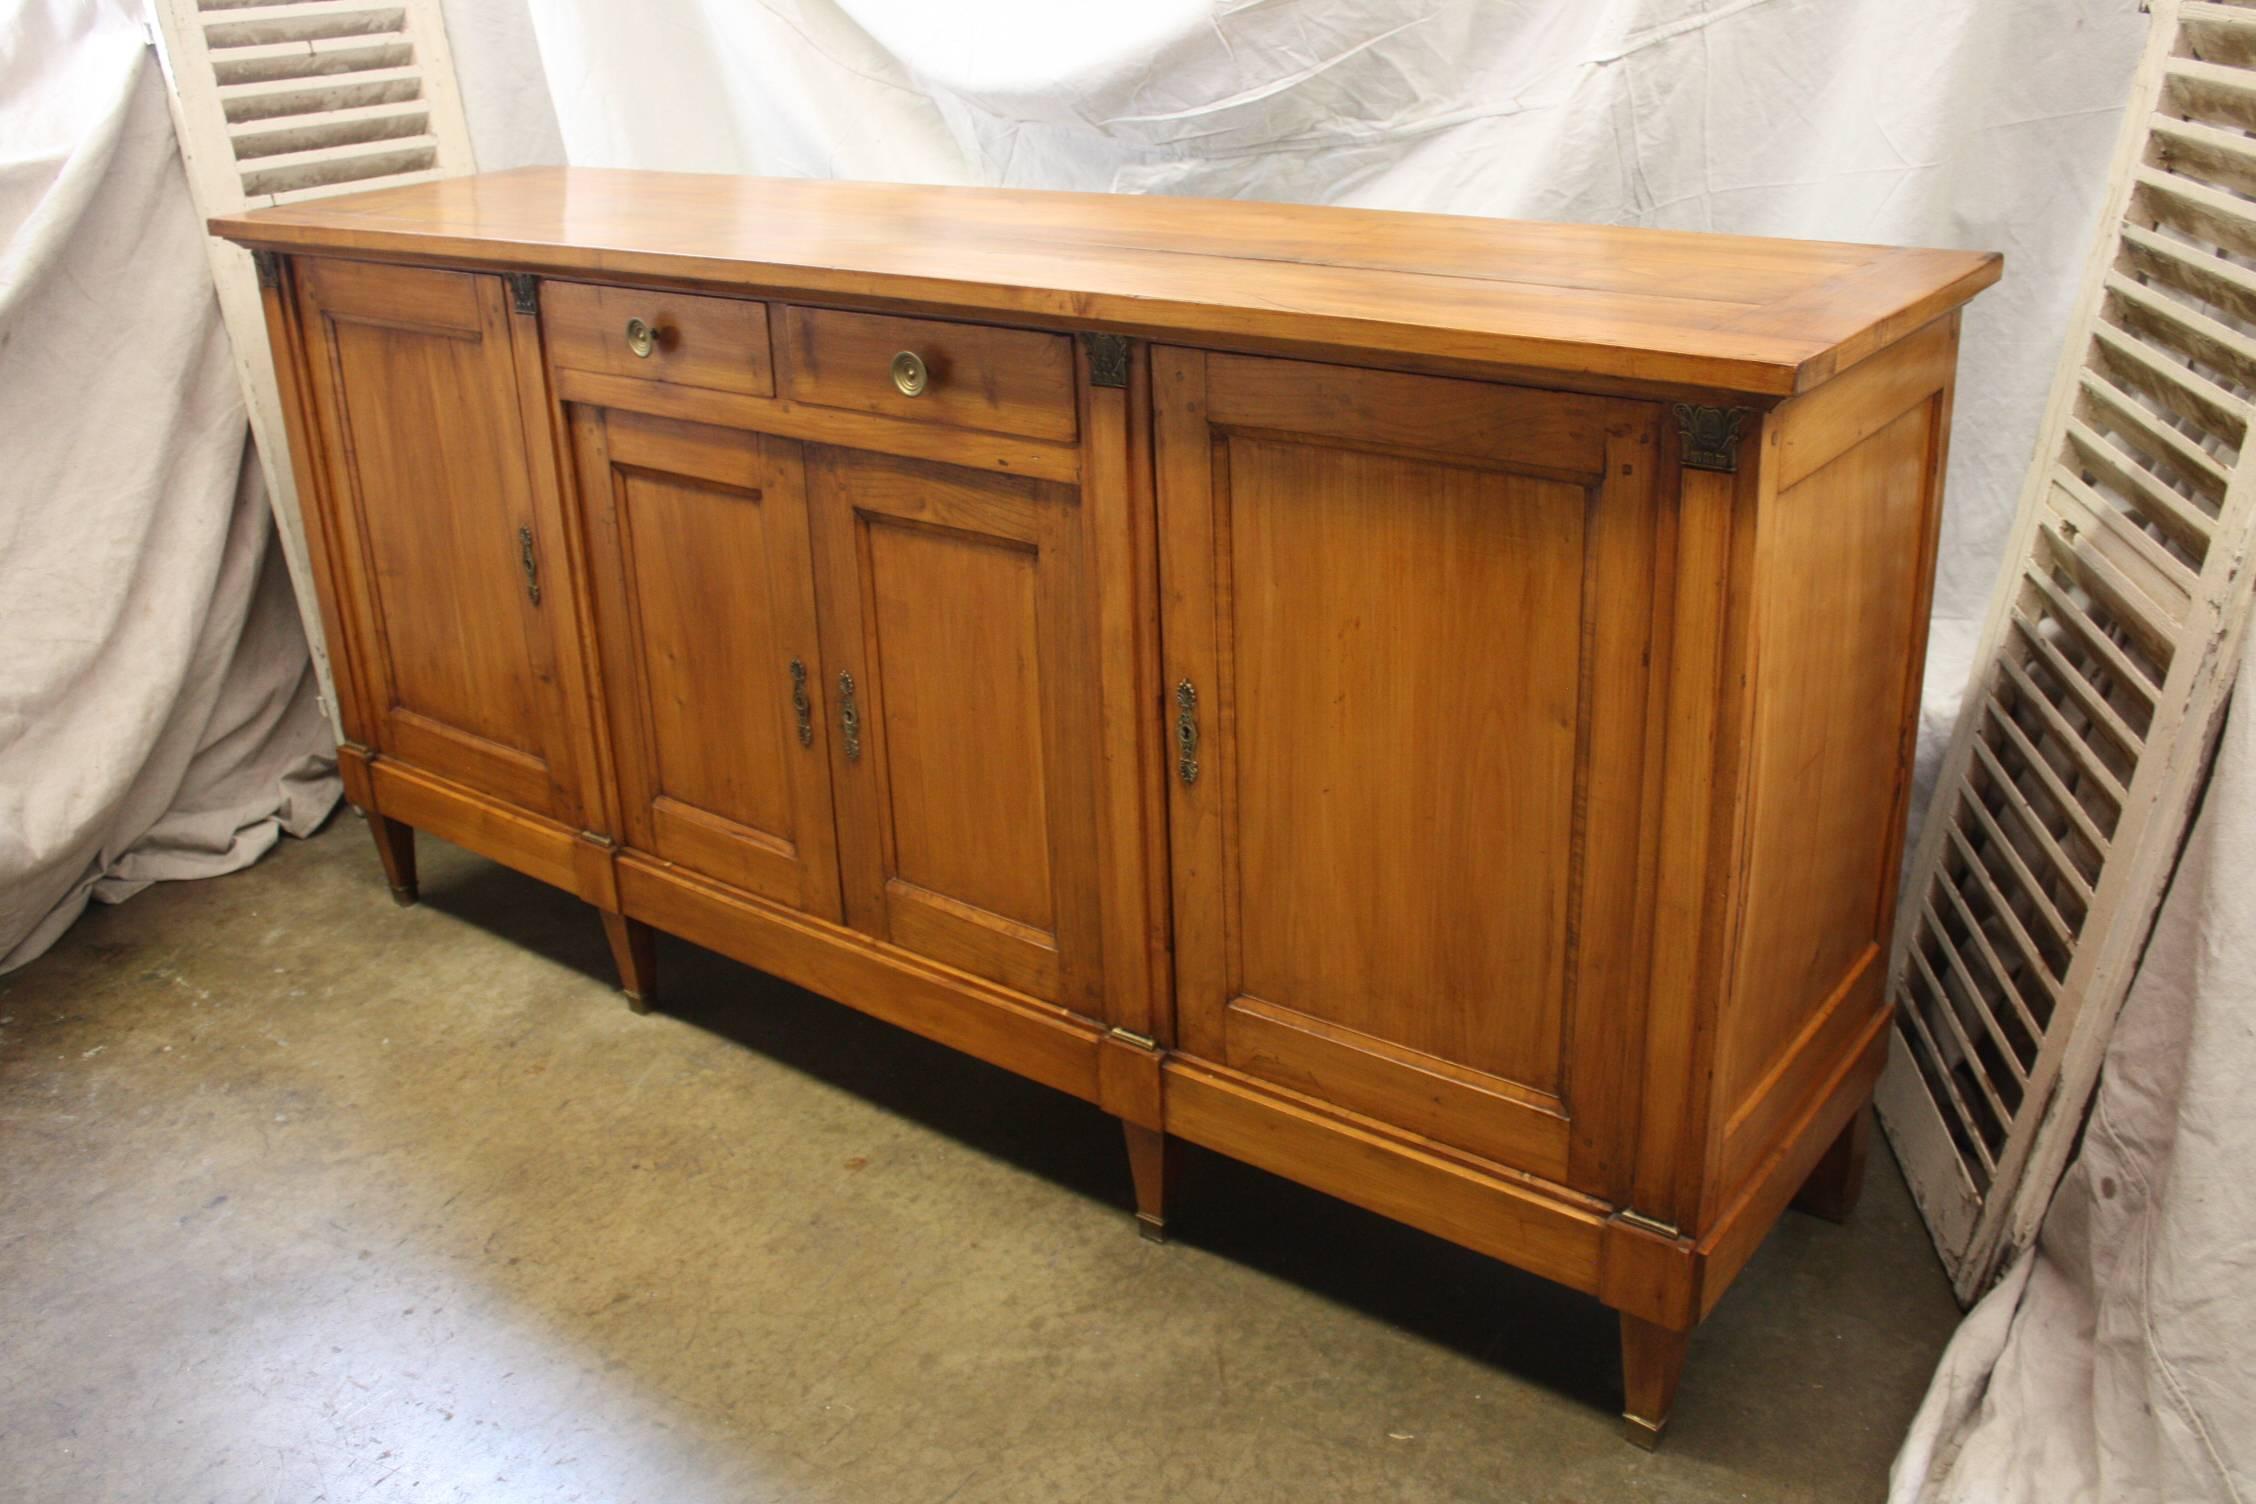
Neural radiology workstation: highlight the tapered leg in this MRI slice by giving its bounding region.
[600,911,658,1015]
[367,812,417,907]
[1620,1314,1692,1449]
[1121,1122,1180,1243]
[1793,1104,1873,1224]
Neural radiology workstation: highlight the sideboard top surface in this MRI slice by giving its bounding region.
[215,167,1999,397]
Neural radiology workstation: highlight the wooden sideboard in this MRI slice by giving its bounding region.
[216,170,1998,1446]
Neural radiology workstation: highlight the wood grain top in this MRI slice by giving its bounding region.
[215,167,2000,396]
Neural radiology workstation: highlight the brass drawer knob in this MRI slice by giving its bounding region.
[624,316,661,358]
[890,349,929,397]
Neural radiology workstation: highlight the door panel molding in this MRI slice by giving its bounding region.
[1224,997,1573,1180]
[809,444,1104,1015]
[294,259,576,821]
[569,404,843,918]
[1156,346,1665,1194]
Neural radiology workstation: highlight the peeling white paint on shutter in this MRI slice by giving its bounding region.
[146,0,478,741]
[1882,0,2256,1304]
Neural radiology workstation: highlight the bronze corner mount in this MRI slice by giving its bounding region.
[1671,403,1752,474]
[1082,332,1130,388]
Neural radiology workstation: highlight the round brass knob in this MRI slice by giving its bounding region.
[890,350,930,397]
[624,317,661,358]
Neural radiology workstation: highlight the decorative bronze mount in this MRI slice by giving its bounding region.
[1672,403,1752,474]
[1082,333,1130,388]
[506,272,540,315]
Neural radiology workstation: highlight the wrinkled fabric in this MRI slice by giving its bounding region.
[527,0,2146,634]
[516,4,2248,1497]
[1891,637,2256,1503]
[528,0,2156,870]
[437,0,566,169]
[0,0,338,970]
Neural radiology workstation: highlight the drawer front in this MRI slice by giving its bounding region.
[542,280,774,396]
[777,306,1078,443]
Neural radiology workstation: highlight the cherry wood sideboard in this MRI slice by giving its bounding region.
[216,170,1998,1446]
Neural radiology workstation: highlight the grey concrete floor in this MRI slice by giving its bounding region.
[0,814,1963,1504]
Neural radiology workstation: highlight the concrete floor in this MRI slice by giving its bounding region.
[1,814,1963,1504]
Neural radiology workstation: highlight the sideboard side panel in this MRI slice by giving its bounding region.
[1706,317,1961,1218]
[256,255,380,747]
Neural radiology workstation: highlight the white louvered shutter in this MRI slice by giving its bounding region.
[1880,0,2256,1302]
[146,0,479,739]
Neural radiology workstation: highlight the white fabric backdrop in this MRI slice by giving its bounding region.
[439,0,565,171]
[0,0,336,971]
[0,0,562,973]
[1891,634,2256,1503]
[528,0,2141,631]
[517,2,2251,1498]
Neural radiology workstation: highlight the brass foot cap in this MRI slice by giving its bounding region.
[1136,1213,1168,1244]
[1621,1413,1666,1451]
[624,991,652,1016]
[388,886,418,908]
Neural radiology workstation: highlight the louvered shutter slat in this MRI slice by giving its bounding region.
[1885,0,2256,1302]
[147,0,478,744]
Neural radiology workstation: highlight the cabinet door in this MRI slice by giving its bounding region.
[808,446,1103,1015]
[571,408,842,918]
[295,259,578,820]
[1154,350,1665,1192]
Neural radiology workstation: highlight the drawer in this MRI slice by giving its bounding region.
[777,306,1078,443]
[542,280,774,396]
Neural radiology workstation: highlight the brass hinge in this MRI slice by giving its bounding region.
[517,525,541,605]
[1615,1208,1682,1240]
[507,272,539,315]
[1174,679,1199,786]
[1109,1026,1160,1052]
[251,248,281,290]
[789,658,814,747]
[837,671,862,761]
[1671,403,1752,474]
[1082,333,1130,389]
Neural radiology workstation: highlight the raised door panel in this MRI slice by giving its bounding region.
[1155,350,1666,1193]
[808,446,1102,1015]
[571,408,842,918]
[295,258,573,819]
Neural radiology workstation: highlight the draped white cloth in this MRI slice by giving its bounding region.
[1890,634,2256,1503]
[518,3,2253,1498]
[0,0,559,972]
[0,0,337,970]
